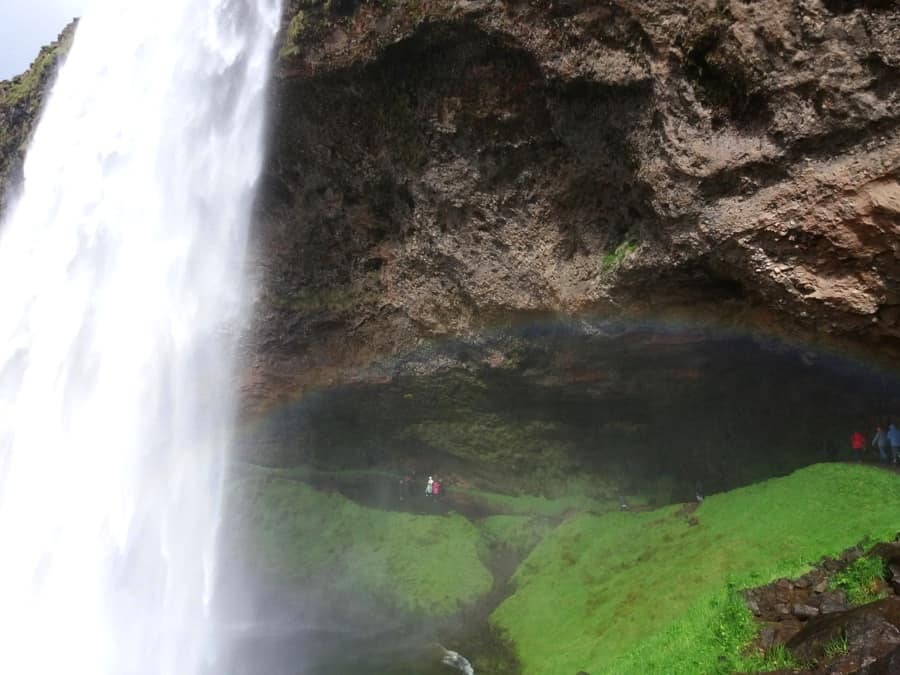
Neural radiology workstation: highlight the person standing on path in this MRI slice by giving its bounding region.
[887,424,900,465]
[851,431,866,461]
[426,476,434,496]
[873,426,889,463]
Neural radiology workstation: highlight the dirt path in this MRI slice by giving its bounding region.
[300,470,503,521]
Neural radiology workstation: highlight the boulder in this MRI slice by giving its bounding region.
[889,564,900,595]
[842,548,864,565]
[859,644,900,674]
[809,590,850,615]
[775,619,804,646]
[758,624,778,651]
[869,543,900,567]
[787,597,900,665]
[824,559,842,573]
[793,603,820,620]
[873,578,894,599]
[774,578,795,603]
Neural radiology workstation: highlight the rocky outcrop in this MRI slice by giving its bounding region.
[789,597,900,672]
[0,21,77,217]
[747,540,900,674]
[861,644,900,674]
[243,0,900,406]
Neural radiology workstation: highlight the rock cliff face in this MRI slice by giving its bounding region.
[245,0,900,407]
[0,22,77,217]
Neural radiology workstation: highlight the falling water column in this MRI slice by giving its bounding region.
[0,1,281,673]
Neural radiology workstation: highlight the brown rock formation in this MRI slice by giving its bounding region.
[242,0,900,407]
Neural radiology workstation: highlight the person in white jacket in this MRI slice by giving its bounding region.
[873,426,889,463]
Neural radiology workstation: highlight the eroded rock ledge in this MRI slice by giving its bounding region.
[244,0,900,407]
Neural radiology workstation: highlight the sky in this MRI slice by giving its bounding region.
[0,0,87,80]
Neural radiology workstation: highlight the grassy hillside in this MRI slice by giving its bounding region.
[229,472,493,616]
[491,463,900,674]
[228,462,900,673]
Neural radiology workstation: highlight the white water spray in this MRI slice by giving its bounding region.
[442,648,476,675]
[0,1,280,673]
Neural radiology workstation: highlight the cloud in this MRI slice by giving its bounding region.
[0,0,87,80]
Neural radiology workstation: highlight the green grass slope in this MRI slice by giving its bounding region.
[230,473,493,616]
[479,515,554,557]
[456,486,615,518]
[492,463,900,674]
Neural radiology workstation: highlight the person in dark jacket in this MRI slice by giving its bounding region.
[888,424,900,465]
[873,426,889,463]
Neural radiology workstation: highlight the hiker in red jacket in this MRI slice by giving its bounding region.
[432,479,441,499]
[851,431,866,461]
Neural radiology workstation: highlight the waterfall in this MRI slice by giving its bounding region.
[0,0,280,673]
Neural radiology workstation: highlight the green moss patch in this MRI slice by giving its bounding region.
[600,240,638,271]
[491,463,900,674]
[458,486,613,518]
[830,555,889,606]
[230,471,492,616]
[279,9,311,60]
[478,515,554,559]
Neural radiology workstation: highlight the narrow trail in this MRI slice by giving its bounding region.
[280,469,503,520]
[842,458,900,475]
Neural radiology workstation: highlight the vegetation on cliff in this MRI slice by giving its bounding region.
[829,554,890,606]
[0,21,76,215]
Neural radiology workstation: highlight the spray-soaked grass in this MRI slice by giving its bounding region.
[477,515,556,565]
[492,463,900,674]
[234,460,620,518]
[455,486,615,517]
[231,473,493,616]
[830,554,890,606]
